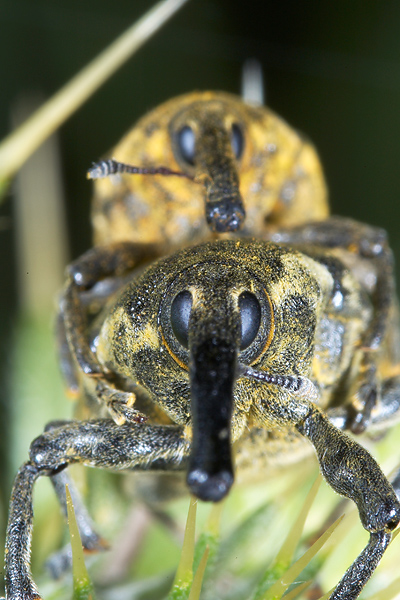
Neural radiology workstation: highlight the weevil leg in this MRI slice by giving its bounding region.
[256,395,400,533]
[356,374,400,503]
[365,374,400,428]
[59,241,161,378]
[40,413,176,579]
[55,311,80,397]
[94,379,147,425]
[362,374,400,499]
[266,215,394,350]
[255,393,400,599]
[328,531,391,600]
[5,420,188,600]
[390,467,400,499]
[297,406,400,600]
[58,298,147,424]
[66,241,161,290]
[56,280,127,387]
[327,374,400,432]
[60,281,101,377]
[45,400,145,579]
[56,242,160,427]
[30,420,107,579]
[45,469,109,579]
[29,420,189,475]
[266,216,395,432]
[4,463,42,600]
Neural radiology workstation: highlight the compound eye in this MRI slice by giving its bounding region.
[177,125,196,165]
[171,290,193,348]
[231,123,244,160]
[239,292,261,350]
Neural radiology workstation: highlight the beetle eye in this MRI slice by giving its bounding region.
[231,123,244,160]
[177,125,196,165]
[239,292,261,350]
[171,290,193,348]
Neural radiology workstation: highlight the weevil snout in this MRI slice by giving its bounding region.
[172,106,246,233]
[168,278,264,501]
[186,301,241,502]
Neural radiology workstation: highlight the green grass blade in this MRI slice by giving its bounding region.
[282,580,311,600]
[219,500,274,567]
[193,501,223,575]
[365,577,400,600]
[252,475,322,599]
[168,497,197,599]
[65,484,95,600]
[254,515,344,600]
[188,546,210,600]
[273,475,322,572]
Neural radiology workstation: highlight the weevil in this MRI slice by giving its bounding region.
[88,91,328,246]
[4,238,400,600]
[50,92,400,600]
[77,92,395,434]
[4,90,400,600]
[58,90,330,398]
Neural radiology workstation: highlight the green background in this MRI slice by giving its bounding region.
[1,0,400,592]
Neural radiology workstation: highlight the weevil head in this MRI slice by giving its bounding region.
[91,91,328,247]
[96,239,331,502]
[169,95,246,233]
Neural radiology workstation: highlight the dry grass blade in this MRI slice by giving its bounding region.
[365,577,400,600]
[317,588,334,600]
[0,0,190,186]
[363,531,400,600]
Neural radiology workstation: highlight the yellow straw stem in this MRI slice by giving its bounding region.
[65,485,92,593]
[173,496,197,587]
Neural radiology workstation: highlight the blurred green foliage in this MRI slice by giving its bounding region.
[2,2,400,598]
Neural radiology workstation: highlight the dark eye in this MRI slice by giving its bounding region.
[239,292,261,350]
[171,291,193,348]
[231,123,244,160]
[177,125,195,165]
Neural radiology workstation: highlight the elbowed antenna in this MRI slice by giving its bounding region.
[240,364,319,402]
[87,158,194,180]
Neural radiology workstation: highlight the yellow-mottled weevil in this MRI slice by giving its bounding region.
[4,91,400,600]
[5,237,400,600]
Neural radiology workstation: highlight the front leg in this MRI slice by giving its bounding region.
[5,464,41,600]
[297,406,400,600]
[255,392,400,600]
[60,241,160,379]
[266,216,396,432]
[57,242,161,423]
[4,420,189,600]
